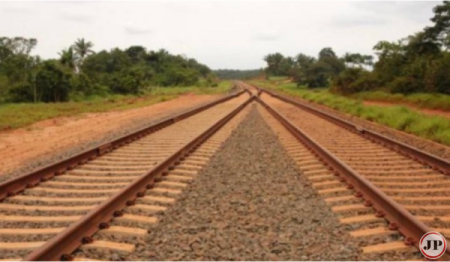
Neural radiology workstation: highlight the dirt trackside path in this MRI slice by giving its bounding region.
[0,93,220,180]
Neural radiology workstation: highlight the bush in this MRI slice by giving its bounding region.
[70,73,93,96]
[7,82,34,102]
[106,67,148,95]
[388,76,422,94]
[0,75,10,103]
[35,61,72,102]
[331,68,378,94]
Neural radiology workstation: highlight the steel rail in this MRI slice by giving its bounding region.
[258,87,450,176]
[0,89,250,201]
[256,95,450,260]
[24,94,255,261]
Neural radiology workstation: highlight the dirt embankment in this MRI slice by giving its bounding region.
[0,93,220,178]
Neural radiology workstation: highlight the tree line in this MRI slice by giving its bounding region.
[213,69,262,80]
[264,1,450,95]
[0,37,213,103]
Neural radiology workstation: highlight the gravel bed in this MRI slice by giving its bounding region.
[341,220,389,232]
[362,249,423,261]
[386,191,450,197]
[35,184,124,190]
[22,191,115,198]
[0,233,57,243]
[0,221,72,229]
[328,198,363,206]
[125,107,359,261]
[273,91,450,161]
[2,209,88,217]
[337,209,376,218]
[5,199,105,207]
[0,96,231,183]
[425,219,450,228]
[1,249,36,260]
[321,191,353,198]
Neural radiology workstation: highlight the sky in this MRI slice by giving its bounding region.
[0,1,441,70]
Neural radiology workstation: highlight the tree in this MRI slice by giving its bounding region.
[125,46,147,64]
[343,53,373,68]
[405,32,440,57]
[59,47,78,72]
[319,47,337,60]
[73,38,94,67]
[293,53,316,85]
[424,1,450,49]
[0,37,38,85]
[296,53,316,69]
[318,47,344,75]
[35,61,71,102]
[264,53,285,76]
[0,37,37,60]
[373,40,405,59]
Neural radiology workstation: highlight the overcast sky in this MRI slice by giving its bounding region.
[0,1,440,69]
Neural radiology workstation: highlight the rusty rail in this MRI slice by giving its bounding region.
[256,95,450,260]
[24,94,255,261]
[259,87,450,175]
[0,89,248,201]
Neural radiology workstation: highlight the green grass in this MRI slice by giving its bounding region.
[251,80,450,146]
[0,82,232,131]
[351,91,450,111]
[268,76,290,81]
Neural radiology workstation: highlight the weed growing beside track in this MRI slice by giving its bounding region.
[0,82,232,131]
[251,80,450,146]
[351,91,450,111]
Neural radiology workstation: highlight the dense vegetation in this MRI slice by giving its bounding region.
[213,69,262,80]
[263,1,450,96]
[0,38,214,103]
[264,49,369,88]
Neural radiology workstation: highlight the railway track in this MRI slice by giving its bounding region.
[2,80,450,261]
[247,82,450,260]
[0,88,254,261]
[70,102,253,261]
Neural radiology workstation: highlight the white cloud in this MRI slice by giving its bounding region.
[0,1,440,69]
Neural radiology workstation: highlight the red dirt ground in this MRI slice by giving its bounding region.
[0,93,220,176]
[364,100,450,119]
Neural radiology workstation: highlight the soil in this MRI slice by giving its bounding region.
[0,93,220,179]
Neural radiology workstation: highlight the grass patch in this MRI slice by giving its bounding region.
[352,91,450,111]
[268,76,290,81]
[251,80,450,146]
[0,82,232,130]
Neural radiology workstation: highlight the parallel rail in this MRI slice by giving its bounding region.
[252,84,450,260]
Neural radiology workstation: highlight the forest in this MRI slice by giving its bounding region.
[0,38,213,103]
[263,1,450,96]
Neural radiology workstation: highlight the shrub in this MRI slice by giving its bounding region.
[331,68,378,94]
[35,61,72,102]
[70,73,94,96]
[388,76,422,94]
[7,82,34,102]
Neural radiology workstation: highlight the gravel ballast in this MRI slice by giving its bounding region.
[132,106,358,260]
